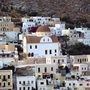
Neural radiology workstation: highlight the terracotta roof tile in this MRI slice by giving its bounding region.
[16,66,34,76]
[36,25,50,32]
[26,36,41,43]
[26,35,59,43]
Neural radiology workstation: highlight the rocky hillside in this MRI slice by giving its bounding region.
[0,0,90,25]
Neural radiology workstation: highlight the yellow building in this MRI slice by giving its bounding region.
[0,17,14,32]
[0,44,15,52]
[0,70,13,90]
[0,17,19,32]
[0,17,20,43]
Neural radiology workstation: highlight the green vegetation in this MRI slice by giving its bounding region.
[68,42,90,55]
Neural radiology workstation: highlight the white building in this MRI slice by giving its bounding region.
[50,23,65,36]
[70,55,89,64]
[4,28,20,43]
[35,63,58,78]
[46,55,67,66]
[15,61,58,80]
[65,79,90,90]
[0,17,20,44]
[65,79,79,90]
[22,22,36,33]
[22,17,50,33]
[75,27,90,46]
[62,28,79,45]
[22,17,61,33]
[16,76,36,90]
[37,79,53,90]
[0,44,18,67]
[23,25,62,57]
[71,64,89,76]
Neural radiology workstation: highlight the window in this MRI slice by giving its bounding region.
[80,59,82,63]
[62,59,64,62]
[74,35,76,37]
[41,82,44,84]
[73,83,75,86]
[51,67,53,71]
[0,75,1,79]
[28,53,30,57]
[53,60,55,63]
[78,59,79,62]
[3,75,6,80]
[69,83,71,86]
[85,67,86,70]
[19,81,21,84]
[0,83,1,86]
[23,81,25,85]
[45,50,47,55]
[31,53,34,57]
[38,68,40,73]
[49,50,52,54]
[3,83,5,87]
[8,75,10,79]
[58,60,60,64]
[35,45,37,49]
[19,87,21,90]
[23,87,25,90]
[28,87,30,90]
[55,49,57,53]
[44,67,47,72]
[85,59,86,62]
[87,83,89,86]
[8,82,10,85]
[79,84,83,86]
[30,45,32,49]
[31,81,33,84]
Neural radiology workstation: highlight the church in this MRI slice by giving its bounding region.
[23,25,62,57]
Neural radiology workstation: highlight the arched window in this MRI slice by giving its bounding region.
[3,82,5,87]
[49,50,52,54]
[28,53,30,57]
[44,67,47,72]
[31,53,34,57]
[3,27,6,31]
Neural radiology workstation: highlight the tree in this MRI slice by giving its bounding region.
[61,35,70,55]
[16,45,23,53]
[68,42,90,55]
